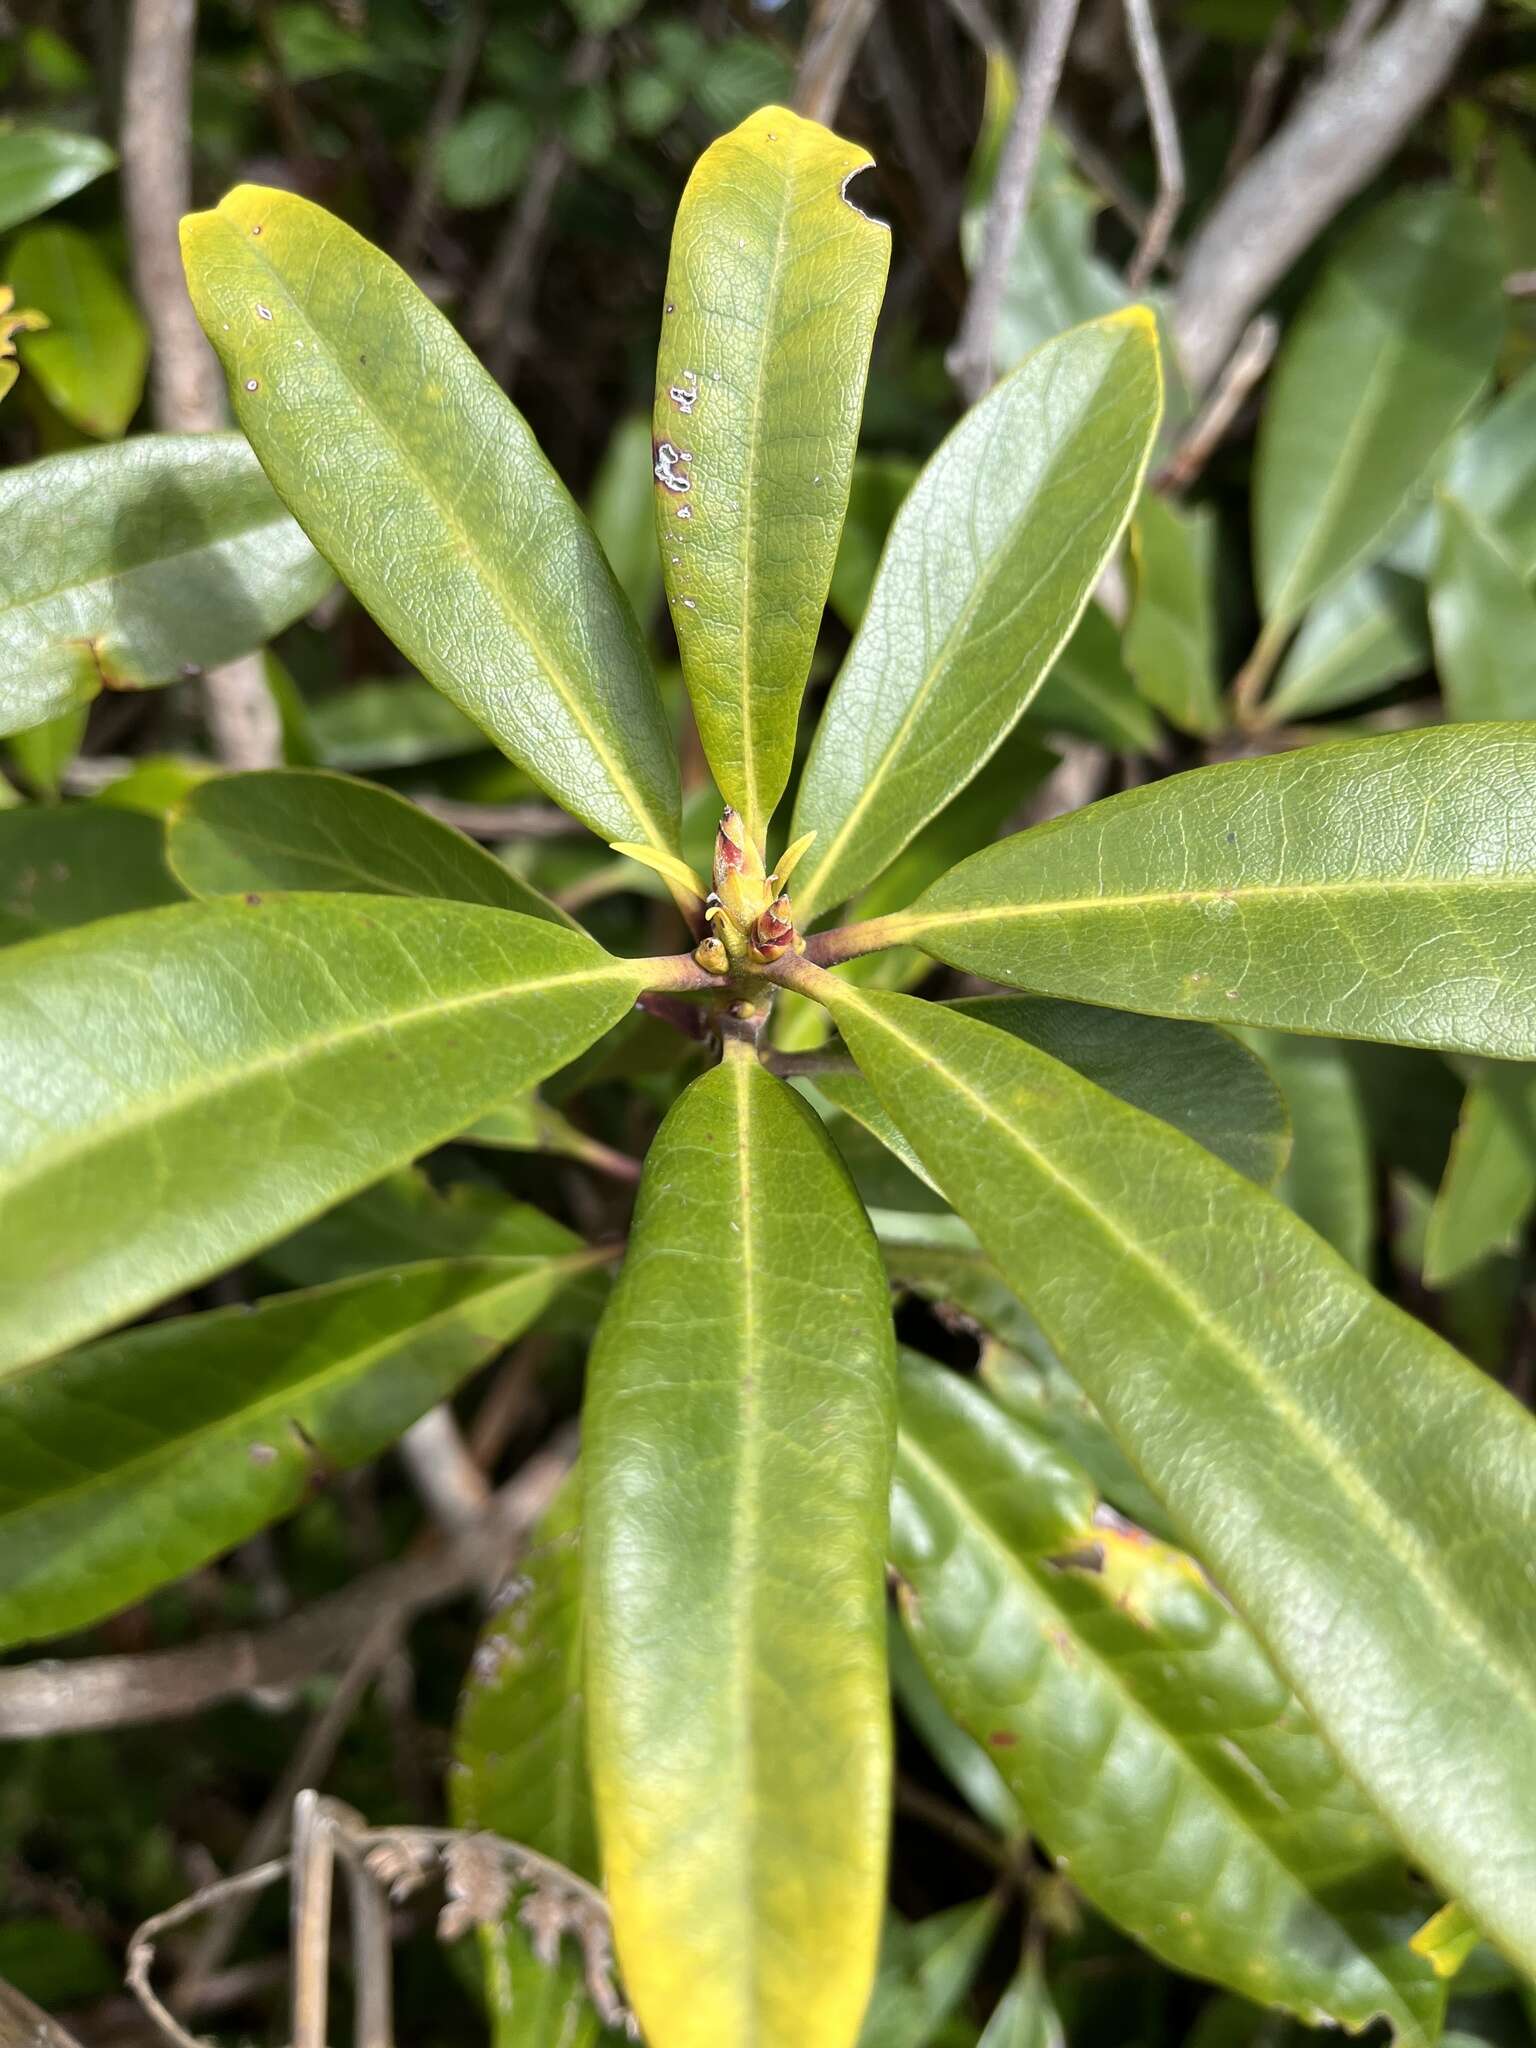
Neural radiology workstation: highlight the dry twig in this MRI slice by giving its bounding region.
[121,0,283,768]
[1122,0,1185,288]
[394,0,489,271]
[947,0,1082,404]
[1156,313,1278,492]
[794,0,882,127]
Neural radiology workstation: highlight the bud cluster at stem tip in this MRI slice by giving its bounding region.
[694,808,814,974]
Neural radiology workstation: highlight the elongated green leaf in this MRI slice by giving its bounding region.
[590,412,663,627]
[857,1898,1004,2048]
[167,768,573,926]
[453,1477,609,2048]
[977,1951,1063,2048]
[0,1256,587,1648]
[1424,1066,1536,1287]
[7,225,147,439]
[894,1350,1443,2040]
[6,705,86,800]
[1030,604,1161,752]
[1255,188,1502,630]
[816,995,1287,1188]
[0,898,647,1372]
[653,107,888,837]
[1430,494,1536,721]
[791,311,1161,923]
[0,127,115,234]
[830,456,920,631]
[262,1170,591,1289]
[887,1618,1023,1841]
[182,185,680,854]
[309,677,486,770]
[815,978,1536,1974]
[0,432,332,737]
[897,726,1536,1057]
[1247,1032,1372,1269]
[1125,496,1221,737]
[585,1048,894,2048]
[1264,566,1428,724]
[0,805,183,943]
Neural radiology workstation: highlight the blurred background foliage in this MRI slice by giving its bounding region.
[4,1,1536,2043]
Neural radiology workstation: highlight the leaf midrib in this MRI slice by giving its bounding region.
[221,208,672,856]
[842,987,1536,1730]
[895,1427,1428,2039]
[0,1257,572,1535]
[0,944,634,1202]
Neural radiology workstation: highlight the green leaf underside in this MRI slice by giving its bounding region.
[453,1477,606,2048]
[0,127,116,236]
[0,432,332,738]
[814,993,1288,1190]
[7,224,148,439]
[1125,495,1221,737]
[0,805,184,943]
[655,106,889,836]
[1247,1033,1373,1270]
[899,726,1536,1057]
[167,768,574,926]
[1265,567,1429,724]
[0,897,645,1373]
[0,1257,584,1648]
[893,1351,1443,2041]
[819,981,1536,1975]
[1430,495,1536,722]
[1255,187,1503,629]
[584,1053,894,2048]
[181,185,681,854]
[1424,1067,1536,1287]
[791,310,1162,924]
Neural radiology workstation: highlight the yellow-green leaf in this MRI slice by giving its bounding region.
[181,185,681,856]
[654,107,889,838]
[585,1047,894,2048]
[7,225,147,439]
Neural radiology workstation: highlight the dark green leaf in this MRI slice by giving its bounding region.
[0,804,183,943]
[0,898,647,1370]
[1430,493,1536,721]
[1246,1033,1373,1269]
[167,768,573,926]
[7,225,147,439]
[0,126,115,234]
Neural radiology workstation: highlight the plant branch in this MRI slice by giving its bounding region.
[946,0,1082,405]
[793,0,881,127]
[1173,0,1485,394]
[1156,312,1278,492]
[798,916,910,968]
[121,0,283,769]
[1122,0,1185,289]
[0,1439,573,1741]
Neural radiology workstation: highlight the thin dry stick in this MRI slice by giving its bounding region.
[394,0,488,271]
[1122,0,1185,288]
[1174,0,1485,393]
[1330,0,1393,64]
[169,1613,401,2013]
[794,0,882,126]
[121,0,283,768]
[1220,6,1295,184]
[0,1441,573,1741]
[290,1790,335,2048]
[0,1974,88,2048]
[399,1405,491,1538]
[127,1859,293,2048]
[1156,312,1278,492]
[947,0,1082,404]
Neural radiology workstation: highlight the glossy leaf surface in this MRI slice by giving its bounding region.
[1125,496,1220,737]
[0,897,646,1371]
[1264,566,1429,724]
[167,768,573,926]
[0,127,115,234]
[893,1350,1443,2039]
[182,185,681,853]
[1255,188,1502,628]
[820,980,1536,1972]
[1430,494,1536,722]
[7,225,147,438]
[263,1171,586,1286]
[901,726,1536,1056]
[453,1477,608,2048]
[654,106,888,835]
[791,311,1162,923]
[0,1257,586,1648]
[817,994,1287,1188]
[0,433,332,737]
[0,805,182,944]
[585,1051,895,2048]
